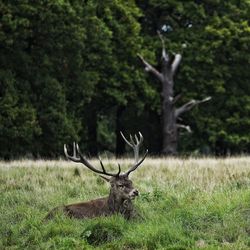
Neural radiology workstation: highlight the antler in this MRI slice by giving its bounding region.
[120,131,144,163]
[120,131,148,176]
[64,132,148,178]
[64,142,121,177]
[122,149,148,177]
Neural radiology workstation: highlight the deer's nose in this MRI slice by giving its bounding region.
[132,189,139,196]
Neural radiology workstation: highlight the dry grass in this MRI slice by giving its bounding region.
[1,156,249,191]
[1,157,250,249]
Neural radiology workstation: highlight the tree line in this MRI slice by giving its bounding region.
[0,0,249,159]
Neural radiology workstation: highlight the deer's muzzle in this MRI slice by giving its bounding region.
[129,189,139,199]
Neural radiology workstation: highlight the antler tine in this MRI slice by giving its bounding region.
[117,163,121,176]
[64,143,81,162]
[65,143,119,177]
[98,156,106,173]
[134,134,139,144]
[129,134,136,146]
[120,131,144,163]
[122,149,148,177]
[98,156,120,176]
[64,144,69,158]
[73,142,77,158]
[137,132,144,145]
[120,131,133,147]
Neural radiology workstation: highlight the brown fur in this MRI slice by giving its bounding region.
[45,176,138,220]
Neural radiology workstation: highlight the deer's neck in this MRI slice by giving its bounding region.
[107,190,124,212]
[107,191,133,219]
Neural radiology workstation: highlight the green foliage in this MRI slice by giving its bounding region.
[0,0,86,158]
[81,220,124,246]
[37,77,76,157]
[0,0,151,158]
[0,70,40,158]
[0,0,250,157]
[137,0,250,155]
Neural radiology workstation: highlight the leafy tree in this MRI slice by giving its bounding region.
[0,70,40,159]
[136,0,250,155]
[77,0,151,155]
[0,0,249,158]
[0,0,88,158]
[198,1,250,154]
[36,77,76,157]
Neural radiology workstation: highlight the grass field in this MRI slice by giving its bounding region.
[0,157,250,249]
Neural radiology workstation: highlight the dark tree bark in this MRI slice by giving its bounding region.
[138,32,211,155]
[115,106,126,157]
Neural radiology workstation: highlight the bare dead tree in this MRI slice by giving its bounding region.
[138,32,211,155]
[45,132,148,220]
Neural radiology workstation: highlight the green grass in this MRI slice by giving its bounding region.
[0,157,250,249]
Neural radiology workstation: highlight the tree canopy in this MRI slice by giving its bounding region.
[0,0,249,159]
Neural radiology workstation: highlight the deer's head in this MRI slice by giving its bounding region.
[106,175,139,201]
[64,132,148,202]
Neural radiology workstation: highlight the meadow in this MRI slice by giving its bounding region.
[0,157,250,249]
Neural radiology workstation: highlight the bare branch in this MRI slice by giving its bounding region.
[177,124,192,133]
[175,96,211,117]
[157,31,169,62]
[157,31,165,51]
[172,93,182,104]
[171,54,182,75]
[137,54,163,82]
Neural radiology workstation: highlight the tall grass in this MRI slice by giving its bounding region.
[0,157,249,249]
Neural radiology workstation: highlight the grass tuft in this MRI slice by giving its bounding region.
[81,219,124,246]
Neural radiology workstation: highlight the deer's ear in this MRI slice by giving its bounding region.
[100,176,110,182]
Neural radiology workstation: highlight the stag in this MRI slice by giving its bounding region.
[46,132,148,220]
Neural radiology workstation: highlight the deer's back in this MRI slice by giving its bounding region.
[46,197,110,220]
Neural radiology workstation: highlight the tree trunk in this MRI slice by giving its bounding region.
[162,95,177,155]
[138,32,211,155]
[161,66,178,155]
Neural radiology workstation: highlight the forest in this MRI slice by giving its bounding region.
[0,0,250,159]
